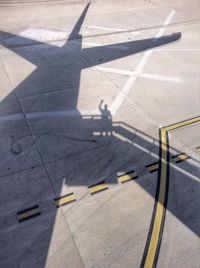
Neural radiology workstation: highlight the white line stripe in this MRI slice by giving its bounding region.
[83,42,128,50]
[155,10,176,38]
[95,66,181,83]
[0,110,101,123]
[83,25,140,36]
[26,110,100,119]
[83,25,140,34]
[110,10,176,115]
[83,25,127,31]
[140,73,181,83]
[94,66,132,76]
[156,48,200,51]
[83,42,103,47]
[0,114,24,123]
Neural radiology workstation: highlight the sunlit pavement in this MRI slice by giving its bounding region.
[0,1,199,267]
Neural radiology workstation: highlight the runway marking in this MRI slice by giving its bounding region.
[88,181,108,195]
[17,27,68,46]
[83,41,103,47]
[155,10,176,39]
[118,170,138,183]
[139,73,181,83]
[110,9,176,115]
[196,146,200,154]
[55,193,76,207]
[146,162,159,173]
[172,152,190,163]
[141,116,200,268]
[95,66,181,83]
[0,113,24,123]
[94,66,133,76]
[17,205,41,222]
[83,25,125,31]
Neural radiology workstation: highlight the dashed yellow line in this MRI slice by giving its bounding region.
[142,116,200,268]
[172,152,190,163]
[55,193,76,207]
[146,162,159,173]
[88,181,108,195]
[196,146,200,154]
[17,205,41,222]
[118,170,138,183]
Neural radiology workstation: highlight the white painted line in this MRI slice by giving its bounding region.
[94,66,132,76]
[83,42,103,47]
[83,25,140,35]
[155,48,200,51]
[26,110,100,119]
[19,27,68,42]
[110,74,138,115]
[83,25,126,31]
[95,66,181,83]
[110,9,176,115]
[139,73,181,83]
[155,10,176,39]
[83,42,128,50]
[0,110,101,123]
[0,114,24,123]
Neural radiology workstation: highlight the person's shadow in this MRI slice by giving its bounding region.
[99,100,112,136]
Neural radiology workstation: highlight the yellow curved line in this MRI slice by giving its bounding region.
[144,116,200,268]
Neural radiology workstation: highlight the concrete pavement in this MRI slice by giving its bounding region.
[0,1,199,267]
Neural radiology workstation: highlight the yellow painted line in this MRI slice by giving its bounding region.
[88,181,108,195]
[55,193,76,207]
[142,116,200,268]
[164,117,200,132]
[17,205,41,222]
[196,146,200,154]
[119,170,138,183]
[172,152,190,163]
[146,162,159,173]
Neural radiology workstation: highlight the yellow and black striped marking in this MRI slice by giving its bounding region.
[88,181,108,195]
[146,162,159,173]
[118,170,138,183]
[141,116,200,268]
[172,152,190,163]
[196,146,200,154]
[17,205,41,222]
[55,193,76,208]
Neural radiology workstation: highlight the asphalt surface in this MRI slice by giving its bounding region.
[0,1,200,267]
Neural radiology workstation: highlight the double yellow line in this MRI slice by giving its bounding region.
[141,116,200,268]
